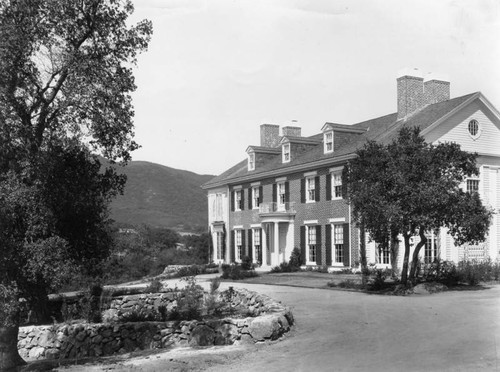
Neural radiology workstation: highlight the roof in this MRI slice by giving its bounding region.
[202,92,480,189]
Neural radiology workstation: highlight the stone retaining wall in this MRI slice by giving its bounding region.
[18,288,294,361]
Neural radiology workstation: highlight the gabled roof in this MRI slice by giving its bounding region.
[202,92,486,189]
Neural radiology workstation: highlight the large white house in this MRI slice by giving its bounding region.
[203,70,500,270]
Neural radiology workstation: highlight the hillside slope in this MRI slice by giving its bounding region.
[110,161,214,231]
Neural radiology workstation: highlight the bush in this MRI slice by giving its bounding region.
[369,268,391,291]
[174,277,204,320]
[241,256,253,271]
[289,247,302,270]
[221,263,257,280]
[146,278,164,293]
[422,260,460,286]
[0,284,20,327]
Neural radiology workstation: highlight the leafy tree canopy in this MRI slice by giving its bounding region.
[0,1,151,368]
[344,127,492,284]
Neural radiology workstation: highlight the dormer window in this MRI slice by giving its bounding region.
[282,143,290,163]
[248,152,255,171]
[324,131,333,153]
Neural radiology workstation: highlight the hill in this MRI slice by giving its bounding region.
[109,161,214,232]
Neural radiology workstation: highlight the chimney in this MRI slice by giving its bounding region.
[260,124,280,147]
[397,68,424,120]
[424,73,450,105]
[282,120,301,137]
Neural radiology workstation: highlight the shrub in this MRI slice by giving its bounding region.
[422,260,460,286]
[221,263,257,280]
[289,247,302,270]
[369,268,390,291]
[209,277,221,294]
[175,276,204,320]
[0,284,20,327]
[241,256,253,271]
[146,278,164,293]
[120,306,159,322]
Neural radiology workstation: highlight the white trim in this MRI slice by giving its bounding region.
[304,220,318,225]
[304,170,317,177]
[329,217,345,223]
[250,181,261,186]
[233,225,243,229]
[232,185,242,190]
[275,176,287,182]
[329,166,343,173]
[250,223,261,228]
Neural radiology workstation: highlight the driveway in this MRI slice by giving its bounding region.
[55,280,500,372]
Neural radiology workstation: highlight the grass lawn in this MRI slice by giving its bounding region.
[237,271,364,289]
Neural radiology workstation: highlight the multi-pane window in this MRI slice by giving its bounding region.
[252,187,260,209]
[283,144,290,163]
[324,131,333,153]
[332,172,342,199]
[253,228,262,264]
[278,182,286,206]
[216,232,223,260]
[248,153,255,171]
[236,230,242,261]
[466,179,479,194]
[234,190,242,211]
[377,244,390,264]
[306,176,316,202]
[307,226,317,263]
[424,233,438,264]
[333,224,344,263]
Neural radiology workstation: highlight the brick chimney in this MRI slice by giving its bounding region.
[282,120,301,137]
[260,124,280,147]
[397,68,424,120]
[424,72,450,105]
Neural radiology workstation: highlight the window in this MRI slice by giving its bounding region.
[216,232,223,260]
[248,153,255,171]
[306,176,316,202]
[282,143,290,163]
[332,172,342,199]
[234,190,242,211]
[324,131,333,153]
[236,230,242,261]
[424,233,438,264]
[307,226,317,263]
[468,119,480,139]
[377,244,390,265]
[253,228,262,264]
[252,186,260,209]
[278,181,286,206]
[466,179,479,194]
[333,224,344,264]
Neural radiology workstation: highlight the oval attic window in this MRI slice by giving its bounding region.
[468,119,480,138]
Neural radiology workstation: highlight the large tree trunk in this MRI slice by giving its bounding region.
[0,325,26,370]
[390,232,399,278]
[408,228,427,283]
[400,232,412,285]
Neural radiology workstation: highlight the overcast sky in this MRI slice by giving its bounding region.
[128,0,500,176]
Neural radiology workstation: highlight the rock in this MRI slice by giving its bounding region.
[248,315,281,341]
[45,349,60,360]
[28,346,46,359]
[189,325,215,347]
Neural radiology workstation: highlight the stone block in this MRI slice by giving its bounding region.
[189,325,215,347]
[28,346,45,359]
[247,315,281,341]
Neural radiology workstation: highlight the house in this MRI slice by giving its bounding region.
[202,69,500,270]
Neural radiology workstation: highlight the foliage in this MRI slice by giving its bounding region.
[344,127,493,284]
[173,277,205,321]
[241,256,253,271]
[0,1,151,366]
[0,284,20,327]
[221,264,258,280]
[209,277,221,294]
[369,268,391,291]
[456,259,500,286]
[421,260,460,286]
[289,247,302,269]
[146,278,164,293]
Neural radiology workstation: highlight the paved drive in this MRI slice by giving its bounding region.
[58,280,500,372]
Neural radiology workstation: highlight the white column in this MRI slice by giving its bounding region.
[262,224,268,266]
[274,222,280,265]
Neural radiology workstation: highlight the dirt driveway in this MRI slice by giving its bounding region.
[54,280,500,372]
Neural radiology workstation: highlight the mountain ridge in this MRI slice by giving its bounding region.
[110,160,214,232]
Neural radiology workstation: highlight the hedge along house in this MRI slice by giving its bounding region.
[202,69,500,271]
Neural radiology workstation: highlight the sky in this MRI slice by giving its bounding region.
[128,0,500,176]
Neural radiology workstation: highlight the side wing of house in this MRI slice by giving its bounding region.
[207,186,230,263]
[423,94,500,262]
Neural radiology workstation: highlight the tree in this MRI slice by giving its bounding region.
[0,1,151,369]
[344,127,492,285]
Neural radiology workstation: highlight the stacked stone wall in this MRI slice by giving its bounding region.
[17,288,293,361]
